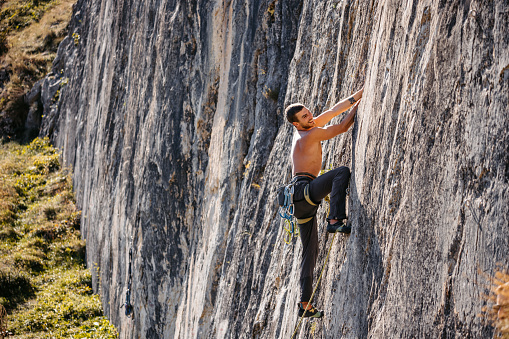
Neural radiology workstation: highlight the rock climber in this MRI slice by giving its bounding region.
[285,87,363,318]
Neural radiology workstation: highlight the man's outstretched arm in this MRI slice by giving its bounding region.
[314,87,363,127]
[308,101,360,142]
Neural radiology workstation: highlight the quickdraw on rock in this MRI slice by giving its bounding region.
[122,207,140,319]
[120,210,140,318]
[121,240,134,318]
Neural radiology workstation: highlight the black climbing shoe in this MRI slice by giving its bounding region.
[327,219,351,234]
[298,303,324,318]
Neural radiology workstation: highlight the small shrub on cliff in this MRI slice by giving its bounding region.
[263,86,279,102]
[492,272,509,338]
[482,270,509,339]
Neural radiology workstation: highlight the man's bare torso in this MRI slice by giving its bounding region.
[291,129,322,177]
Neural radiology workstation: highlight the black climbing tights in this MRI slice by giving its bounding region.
[292,166,351,302]
[309,166,350,221]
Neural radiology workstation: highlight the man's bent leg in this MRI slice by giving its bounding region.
[309,166,351,220]
[328,166,350,221]
[298,217,319,302]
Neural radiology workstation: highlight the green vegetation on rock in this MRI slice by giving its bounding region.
[0,137,118,338]
[0,0,76,139]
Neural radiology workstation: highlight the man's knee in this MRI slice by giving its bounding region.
[335,166,351,178]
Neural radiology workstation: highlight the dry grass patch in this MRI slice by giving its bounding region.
[6,0,75,55]
[0,0,77,139]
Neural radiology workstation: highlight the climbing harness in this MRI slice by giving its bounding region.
[303,185,317,207]
[278,183,299,244]
[290,232,338,339]
[278,177,322,244]
[122,238,134,318]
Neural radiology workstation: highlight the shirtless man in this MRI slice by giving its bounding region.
[285,87,363,318]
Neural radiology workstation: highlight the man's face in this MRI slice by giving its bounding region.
[293,107,315,130]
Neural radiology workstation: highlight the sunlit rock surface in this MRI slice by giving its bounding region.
[37,0,508,337]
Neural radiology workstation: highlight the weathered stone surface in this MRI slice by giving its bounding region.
[37,0,508,338]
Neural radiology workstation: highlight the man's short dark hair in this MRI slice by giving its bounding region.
[285,103,305,124]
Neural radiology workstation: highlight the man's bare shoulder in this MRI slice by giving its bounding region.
[296,127,324,143]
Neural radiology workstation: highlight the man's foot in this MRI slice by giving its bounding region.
[327,219,351,234]
[298,303,324,318]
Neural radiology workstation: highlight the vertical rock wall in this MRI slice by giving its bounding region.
[38,0,508,337]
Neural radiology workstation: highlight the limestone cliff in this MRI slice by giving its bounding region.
[34,0,509,337]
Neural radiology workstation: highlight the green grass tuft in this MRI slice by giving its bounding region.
[8,268,109,336]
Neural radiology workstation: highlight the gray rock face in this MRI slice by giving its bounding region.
[38,0,508,337]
